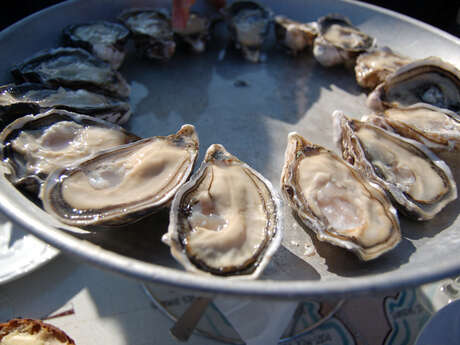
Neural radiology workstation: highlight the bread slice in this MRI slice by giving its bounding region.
[0,318,75,345]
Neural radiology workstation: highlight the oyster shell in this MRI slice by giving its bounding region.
[281,132,401,261]
[62,21,131,69]
[223,1,273,63]
[164,144,282,277]
[0,109,139,196]
[174,12,211,53]
[313,14,375,67]
[334,111,457,220]
[0,83,132,128]
[119,8,176,60]
[11,47,130,100]
[355,47,413,89]
[274,16,317,56]
[367,57,460,112]
[40,124,199,227]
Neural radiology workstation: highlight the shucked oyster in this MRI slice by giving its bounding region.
[274,16,317,56]
[281,132,401,261]
[313,14,375,67]
[41,124,199,227]
[62,21,130,69]
[223,1,273,63]
[11,47,130,100]
[164,144,282,277]
[174,12,211,53]
[354,47,413,89]
[0,109,139,196]
[334,111,457,220]
[0,83,132,128]
[376,104,460,152]
[367,57,460,112]
[119,8,176,61]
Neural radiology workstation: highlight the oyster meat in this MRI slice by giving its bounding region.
[0,83,132,128]
[313,14,375,67]
[119,9,176,60]
[11,47,130,100]
[281,132,401,261]
[40,124,199,227]
[164,144,282,277]
[274,16,317,55]
[223,1,273,63]
[0,109,139,195]
[355,47,413,89]
[174,12,211,53]
[377,103,460,152]
[62,21,131,69]
[367,57,460,112]
[334,111,457,220]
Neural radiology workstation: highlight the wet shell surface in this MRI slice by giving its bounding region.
[281,132,401,261]
[334,111,457,220]
[40,124,199,227]
[313,14,375,67]
[367,56,460,112]
[274,15,317,55]
[11,47,130,100]
[164,144,282,277]
[173,12,211,53]
[354,47,413,89]
[62,21,131,69]
[0,108,139,196]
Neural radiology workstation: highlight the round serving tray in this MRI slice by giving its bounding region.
[0,0,459,299]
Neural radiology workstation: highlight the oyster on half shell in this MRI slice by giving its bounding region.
[281,132,401,261]
[174,12,211,53]
[274,16,317,56]
[334,111,457,221]
[164,144,282,277]
[40,124,199,227]
[367,57,460,112]
[0,109,139,196]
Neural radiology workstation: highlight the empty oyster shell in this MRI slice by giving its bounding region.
[0,83,132,128]
[281,132,401,261]
[376,103,460,152]
[367,57,460,112]
[62,21,131,69]
[354,47,413,89]
[164,144,282,277]
[274,15,317,55]
[0,109,139,196]
[41,124,199,227]
[119,8,176,60]
[313,14,375,67]
[11,47,130,100]
[174,12,211,53]
[334,111,457,220]
[223,1,273,63]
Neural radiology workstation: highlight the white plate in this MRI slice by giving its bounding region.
[0,212,58,285]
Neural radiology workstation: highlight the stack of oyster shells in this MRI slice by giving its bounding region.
[0,1,459,280]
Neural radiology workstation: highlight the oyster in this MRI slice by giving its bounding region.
[274,16,317,56]
[119,8,176,60]
[223,1,273,63]
[313,14,375,67]
[41,124,199,227]
[174,12,211,53]
[62,21,131,69]
[377,103,460,152]
[355,47,413,89]
[11,47,130,100]
[367,57,460,112]
[281,132,401,261]
[0,109,139,196]
[334,111,457,220]
[0,83,132,128]
[164,144,282,277]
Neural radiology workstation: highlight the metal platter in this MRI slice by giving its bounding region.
[0,0,459,299]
